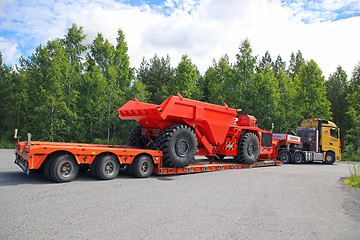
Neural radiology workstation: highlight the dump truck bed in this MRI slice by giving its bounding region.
[118,93,238,145]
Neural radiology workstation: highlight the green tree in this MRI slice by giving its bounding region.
[243,65,281,130]
[257,50,273,73]
[0,51,13,138]
[233,39,257,112]
[288,50,305,79]
[346,62,360,155]
[203,55,233,106]
[325,66,350,141]
[164,55,201,100]
[276,68,300,132]
[20,40,73,141]
[294,60,331,120]
[273,55,286,76]
[86,30,133,144]
[136,54,174,104]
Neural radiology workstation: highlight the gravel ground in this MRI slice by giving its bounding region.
[1,149,360,239]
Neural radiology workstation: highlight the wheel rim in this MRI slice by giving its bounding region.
[105,161,114,174]
[295,154,301,163]
[326,154,333,162]
[60,162,72,177]
[281,153,289,162]
[141,161,149,173]
[175,138,190,157]
[247,143,256,157]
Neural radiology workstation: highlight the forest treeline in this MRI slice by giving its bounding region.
[0,24,359,158]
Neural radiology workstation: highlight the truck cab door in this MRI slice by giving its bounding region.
[321,126,341,161]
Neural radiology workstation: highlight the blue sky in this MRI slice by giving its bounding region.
[0,0,359,78]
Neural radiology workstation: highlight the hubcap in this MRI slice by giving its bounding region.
[105,161,114,174]
[175,138,190,157]
[141,162,149,173]
[247,143,256,157]
[60,162,72,176]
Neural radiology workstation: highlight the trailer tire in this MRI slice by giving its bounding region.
[95,155,120,180]
[324,151,335,165]
[278,150,291,164]
[293,151,304,164]
[132,155,154,178]
[128,126,148,148]
[43,158,53,181]
[49,154,79,183]
[155,124,197,168]
[90,158,99,178]
[125,164,134,176]
[235,132,260,164]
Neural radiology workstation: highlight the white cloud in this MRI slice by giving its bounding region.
[0,0,359,79]
[0,37,21,64]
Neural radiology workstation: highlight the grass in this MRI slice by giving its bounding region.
[345,163,360,191]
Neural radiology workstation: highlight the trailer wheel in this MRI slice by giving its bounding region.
[278,150,291,164]
[95,155,120,180]
[324,151,335,165]
[49,154,79,183]
[235,132,260,164]
[293,151,304,164]
[132,155,154,178]
[128,126,148,148]
[155,124,197,168]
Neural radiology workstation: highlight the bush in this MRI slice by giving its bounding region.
[0,139,17,149]
[342,143,360,162]
[345,163,360,191]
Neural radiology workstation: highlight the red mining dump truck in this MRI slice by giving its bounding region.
[15,93,293,183]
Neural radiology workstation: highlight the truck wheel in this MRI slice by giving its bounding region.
[292,151,304,164]
[49,154,79,183]
[132,155,154,178]
[128,126,148,148]
[235,132,260,164]
[95,155,120,180]
[324,152,335,164]
[155,124,197,168]
[278,150,291,164]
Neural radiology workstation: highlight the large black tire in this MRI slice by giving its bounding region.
[95,155,120,180]
[125,164,134,176]
[132,155,154,178]
[49,154,79,183]
[43,158,53,181]
[89,158,99,178]
[128,126,148,148]
[292,151,304,164]
[324,151,335,164]
[278,150,292,164]
[154,125,197,168]
[235,132,260,164]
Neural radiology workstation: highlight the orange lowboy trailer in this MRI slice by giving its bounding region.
[14,93,294,183]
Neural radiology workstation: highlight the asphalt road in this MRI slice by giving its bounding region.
[1,149,360,240]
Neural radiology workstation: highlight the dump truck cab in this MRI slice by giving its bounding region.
[297,118,341,162]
